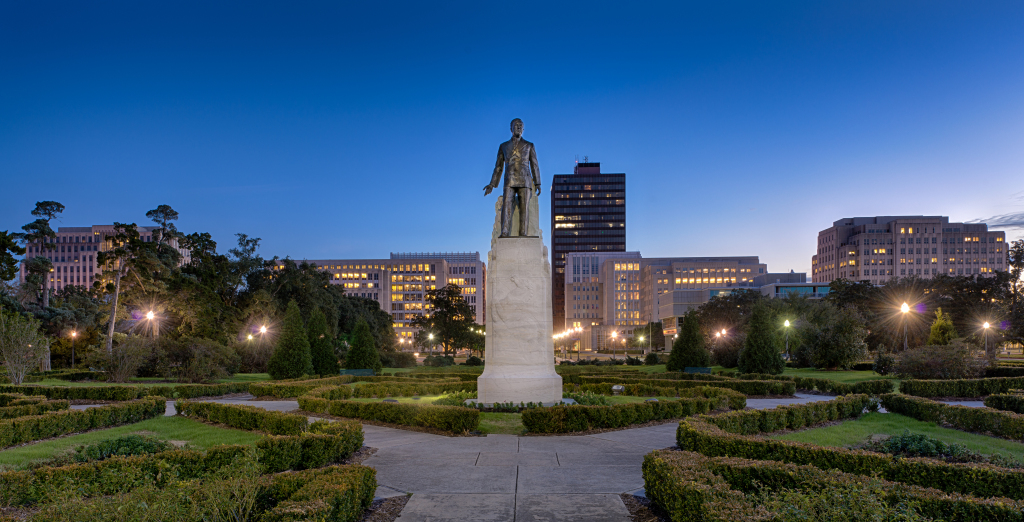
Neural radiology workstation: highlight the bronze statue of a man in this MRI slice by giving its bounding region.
[484,118,541,237]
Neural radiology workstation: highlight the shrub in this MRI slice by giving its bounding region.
[0,399,69,419]
[380,351,418,368]
[431,391,477,406]
[799,303,868,369]
[874,351,898,376]
[156,336,238,383]
[297,395,479,433]
[344,319,382,374]
[563,390,609,406]
[675,415,1024,501]
[644,353,660,365]
[176,401,308,435]
[867,430,1021,468]
[896,341,987,380]
[667,312,710,371]
[0,397,165,449]
[984,394,1024,414]
[881,393,1024,441]
[711,342,741,369]
[464,355,484,366]
[642,450,1023,522]
[249,376,354,398]
[422,355,454,367]
[522,397,719,433]
[87,335,150,383]
[267,300,314,379]
[575,378,795,397]
[737,302,784,375]
[72,434,174,463]
[308,308,341,377]
[696,394,873,435]
[926,308,959,346]
[899,376,1024,398]
[624,355,644,366]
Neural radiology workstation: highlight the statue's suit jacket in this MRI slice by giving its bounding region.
[490,138,541,189]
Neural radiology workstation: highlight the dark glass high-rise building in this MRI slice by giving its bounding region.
[550,162,626,331]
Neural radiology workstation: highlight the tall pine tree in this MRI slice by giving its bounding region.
[737,301,785,375]
[345,318,382,374]
[267,300,313,379]
[308,307,339,376]
[667,312,710,371]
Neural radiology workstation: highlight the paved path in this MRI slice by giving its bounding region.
[74,393,834,521]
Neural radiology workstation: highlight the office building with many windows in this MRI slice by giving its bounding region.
[811,216,1007,284]
[550,161,626,331]
[390,252,485,325]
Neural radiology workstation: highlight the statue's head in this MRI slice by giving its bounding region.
[510,118,523,138]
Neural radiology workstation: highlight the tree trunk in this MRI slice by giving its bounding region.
[106,269,122,354]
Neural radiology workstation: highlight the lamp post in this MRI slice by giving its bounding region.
[900,302,909,350]
[428,333,435,357]
[783,320,791,361]
[611,331,618,360]
[983,322,990,356]
[638,335,645,357]
[70,330,77,369]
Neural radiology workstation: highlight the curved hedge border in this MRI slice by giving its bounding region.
[176,401,308,435]
[676,416,1024,500]
[522,397,721,434]
[0,393,44,407]
[900,376,1024,398]
[0,397,166,449]
[259,464,376,522]
[572,379,795,397]
[0,399,69,420]
[731,373,895,395]
[249,376,355,398]
[643,450,1024,522]
[881,393,1024,441]
[561,384,746,410]
[984,394,1024,414]
[0,383,249,401]
[297,393,479,434]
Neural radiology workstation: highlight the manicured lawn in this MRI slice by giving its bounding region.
[0,416,261,470]
[216,373,271,383]
[479,412,524,435]
[381,368,414,375]
[772,412,1024,461]
[782,368,897,384]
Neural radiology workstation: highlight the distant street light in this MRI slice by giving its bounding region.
[983,322,991,355]
[900,302,910,350]
[247,334,253,341]
[783,320,791,360]
[146,311,155,321]
[611,331,618,359]
[70,331,77,370]
[260,325,268,335]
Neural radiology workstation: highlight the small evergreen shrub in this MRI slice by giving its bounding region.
[267,300,314,379]
[176,401,308,435]
[737,302,784,375]
[344,319,382,374]
[667,312,710,371]
[380,351,417,368]
[644,353,660,365]
[464,355,484,366]
[308,308,340,377]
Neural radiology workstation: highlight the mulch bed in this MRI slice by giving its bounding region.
[358,496,410,522]
[621,493,669,522]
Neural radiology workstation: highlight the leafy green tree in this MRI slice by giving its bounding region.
[0,307,50,384]
[926,308,958,346]
[17,201,64,308]
[267,300,313,379]
[1009,239,1024,343]
[738,302,785,375]
[308,307,339,376]
[694,289,765,339]
[145,204,180,247]
[96,223,167,354]
[667,312,710,371]
[636,321,665,351]
[410,283,475,356]
[345,318,382,373]
[0,231,26,282]
[799,303,868,369]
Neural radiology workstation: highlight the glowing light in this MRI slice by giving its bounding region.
[716,333,721,338]
[901,302,909,314]
[71,331,77,338]
[984,322,990,329]
[146,311,155,321]
[247,334,253,341]
[429,334,434,340]
[784,320,790,327]
[721,329,727,336]
[414,352,419,357]
[260,325,268,334]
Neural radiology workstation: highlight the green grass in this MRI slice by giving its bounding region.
[380,368,414,375]
[772,412,1024,461]
[781,368,897,384]
[0,416,262,470]
[479,412,524,435]
[215,373,271,383]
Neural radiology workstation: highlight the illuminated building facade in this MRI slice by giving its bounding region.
[550,162,626,332]
[390,252,485,325]
[812,216,1007,284]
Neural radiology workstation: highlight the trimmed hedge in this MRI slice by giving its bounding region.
[176,401,307,435]
[698,394,873,435]
[563,384,746,410]
[0,383,249,401]
[257,420,364,473]
[259,464,376,522]
[349,381,476,398]
[573,379,795,397]
[0,399,69,420]
[731,372,896,395]
[881,393,1024,441]
[643,450,1024,522]
[984,393,1024,414]
[522,397,720,433]
[0,398,166,449]
[676,416,1024,500]
[0,393,44,407]
[249,376,355,398]
[297,395,479,433]
[900,376,1024,398]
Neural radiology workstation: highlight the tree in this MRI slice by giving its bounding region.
[308,307,339,376]
[926,308,958,346]
[636,321,665,352]
[799,303,868,369]
[145,204,180,247]
[17,201,65,308]
[90,334,151,383]
[345,318,382,373]
[1006,239,1024,343]
[667,312,710,371]
[0,307,49,384]
[737,302,785,375]
[0,231,26,282]
[410,283,475,356]
[96,223,164,354]
[267,300,313,379]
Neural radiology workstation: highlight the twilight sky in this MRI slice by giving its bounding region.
[2,1,1023,275]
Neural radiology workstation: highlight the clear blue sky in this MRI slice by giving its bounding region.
[3,1,1023,274]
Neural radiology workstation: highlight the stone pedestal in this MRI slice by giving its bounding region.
[477,235,562,404]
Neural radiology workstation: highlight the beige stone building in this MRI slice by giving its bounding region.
[812,216,1007,284]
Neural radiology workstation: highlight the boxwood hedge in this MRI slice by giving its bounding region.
[0,399,69,420]
[984,394,1024,414]
[297,393,479,433]
[900,376,1024,398]
[881,393,1024,441]
[521,397,721,434]
[0,397,166,449]
[176,401,308,435]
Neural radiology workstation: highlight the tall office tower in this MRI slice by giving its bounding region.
[391,252,486,325]
[811,216,1007,284]
[550,161,626,332]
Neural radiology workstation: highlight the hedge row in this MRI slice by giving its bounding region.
[249,376,355,398]
[573,379,795,397]
[522,397,721,434]
[297,395,479,433]
[565,384,746,410]
[0,398,166,449]
[699,394,873,435]
[29,370,106,382]
[984,394,1024,414]
[642,450,1024,522]
[571,373,731,385]
[0,400,69,420]
[349,381,476,398]
[0,432,367,507]
[0,383,249,401]
[881,394,1024,441]
[0,393,44,407]
[732,372,896,395]
[176,401,308,435]
[900,376,1024,398]
[258,464,376,522]
[676,417,1024,500]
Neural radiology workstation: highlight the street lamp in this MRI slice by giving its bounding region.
[638,335,645,356]
[983,322,991,356]
[428,333,434,356]
[611,331,618,359]
[70,331,77,369]
[260,325,267,335]
[783,320,791,361]
[900,302,910,350]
